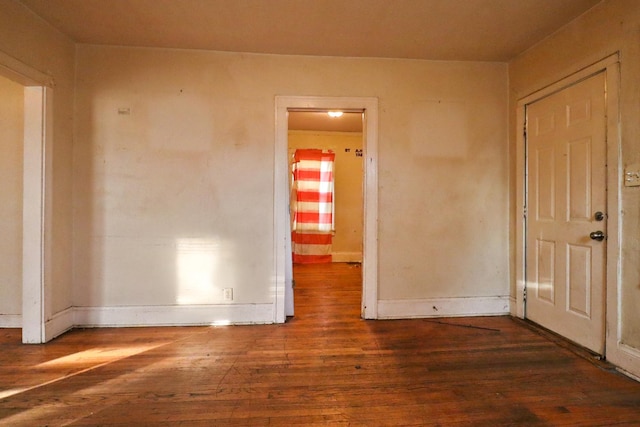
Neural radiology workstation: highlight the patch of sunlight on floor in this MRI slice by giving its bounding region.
[0,342,169,403]
[0,388,28,399]
[35,345,162,368]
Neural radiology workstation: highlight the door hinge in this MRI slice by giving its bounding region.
[523,287,527,302]
[292,279,296,289]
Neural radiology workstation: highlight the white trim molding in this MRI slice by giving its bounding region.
[44,307,74,341]
[0,49,55,87]
[22,86,52,344]
[377,296,510,319]
[613,344,640,382]
[73,303,274,327]
[0,314,22,328]
[332,252,363,263]
[508,295,517,316]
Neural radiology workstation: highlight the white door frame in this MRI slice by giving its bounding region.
[515,54,620,355]
[0,51,54,343]
[22,86,52,343]
[274,96,379,322]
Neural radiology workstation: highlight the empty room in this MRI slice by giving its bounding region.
[1,0,640,425]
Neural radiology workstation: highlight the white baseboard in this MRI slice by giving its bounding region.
[609,342,640,382]
[509,295,517,316]
[45,307,74,341]
[332,252,362,263]
[73,303,275,327]
[377,296,510,319]
[0,314,21,328]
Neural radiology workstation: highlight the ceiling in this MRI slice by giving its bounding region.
[20,0,600,62]
[289,112,363,133]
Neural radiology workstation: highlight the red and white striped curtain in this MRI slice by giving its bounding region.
[291,149,335,264]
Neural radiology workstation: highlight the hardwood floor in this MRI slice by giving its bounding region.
[1,262,640,426]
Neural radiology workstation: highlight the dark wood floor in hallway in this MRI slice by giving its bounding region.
[1,262,640,426]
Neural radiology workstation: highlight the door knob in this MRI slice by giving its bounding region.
[589,231,605,241]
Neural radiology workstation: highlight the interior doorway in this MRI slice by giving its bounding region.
[0,52,53,343]
[0,74,24,330]
[274,96,379,323]
[287,110,364,316]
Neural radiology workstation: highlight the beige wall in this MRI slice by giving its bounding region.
[509,0,640,350]
[0,0,76,319]
[0,75,23,316]
[2,0,636,373]
[288,130,364,261]
[74,45,509,308]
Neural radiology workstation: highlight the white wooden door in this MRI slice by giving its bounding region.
[526,72,607,355]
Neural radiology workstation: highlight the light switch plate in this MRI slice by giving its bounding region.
[624,163,640,187]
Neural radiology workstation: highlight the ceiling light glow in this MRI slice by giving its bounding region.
[327,111,343,118]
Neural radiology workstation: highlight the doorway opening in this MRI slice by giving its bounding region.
[287,110,364,317]
[0,53,53,343]
[274,96,378,323]
[0,74,24,331]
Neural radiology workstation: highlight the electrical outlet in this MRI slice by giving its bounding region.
[223,288,233,301]
[624,163,640,187]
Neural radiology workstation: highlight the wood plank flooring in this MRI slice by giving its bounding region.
[1,262,640,426]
